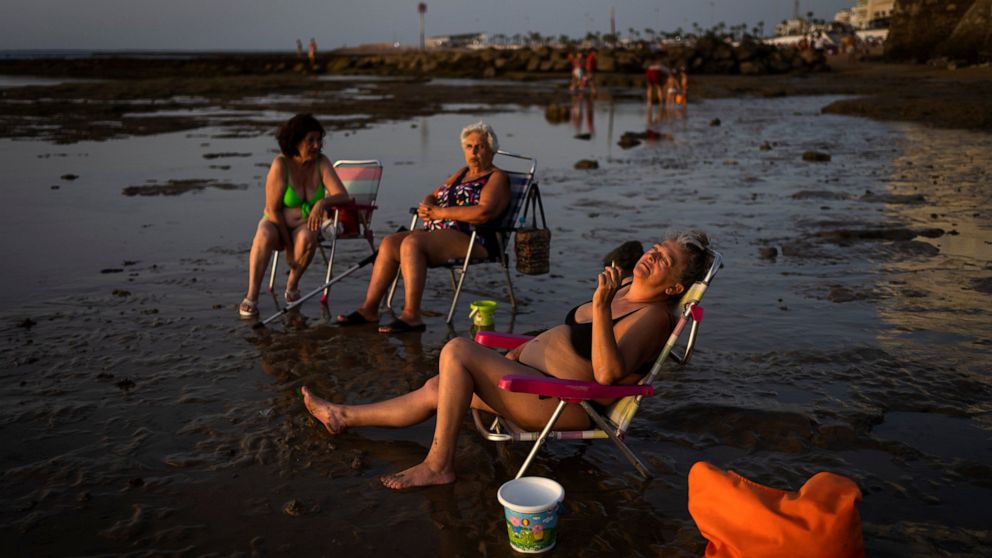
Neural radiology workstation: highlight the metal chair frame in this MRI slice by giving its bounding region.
[386,150,538,324]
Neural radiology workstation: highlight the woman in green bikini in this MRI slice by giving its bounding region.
[240,114,349,318]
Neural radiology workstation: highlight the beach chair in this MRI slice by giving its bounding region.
[268,159,382,303]
[472,248,723,479]
[385,150,539,324]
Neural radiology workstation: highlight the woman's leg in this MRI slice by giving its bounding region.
[338,231,411,321]
[381,338,591,489]
[285,224,319,293]
[393,230,488,326]
[302,379,441,434]
[246,219,281,301]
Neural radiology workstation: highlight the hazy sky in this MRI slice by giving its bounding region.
[0,1,852,51]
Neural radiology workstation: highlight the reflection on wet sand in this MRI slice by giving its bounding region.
[1,90,991,556]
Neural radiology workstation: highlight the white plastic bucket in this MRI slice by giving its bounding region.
[497,477,564,553]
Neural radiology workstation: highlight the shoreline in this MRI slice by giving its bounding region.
[1,52,989,139]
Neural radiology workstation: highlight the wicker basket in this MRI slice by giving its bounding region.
[515,228,551,275]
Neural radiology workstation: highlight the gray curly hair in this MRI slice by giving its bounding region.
[460,121,499,152]
[668,230,711,287]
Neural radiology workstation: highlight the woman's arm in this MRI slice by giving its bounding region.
[588,269,669,384]
[589,265,627,384]
[307,156,351,231]
[264,157,296,267]
[419,169,510,225]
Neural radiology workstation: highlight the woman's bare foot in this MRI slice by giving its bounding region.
[301,386,346,434]
[380,461,455,490]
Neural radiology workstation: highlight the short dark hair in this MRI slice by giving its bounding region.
[276,113,325,157]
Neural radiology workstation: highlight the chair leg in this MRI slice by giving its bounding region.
[495,235,516,308]
[502,260,517,309]
[321,237,337,304]
[386,274,399,311]
[580,401,653,479]
[515,400,569,479]
[268,251,279,293]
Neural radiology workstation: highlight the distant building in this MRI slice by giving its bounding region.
[425,32,488,49]
[847,0,894,30]
[775,18,808,37]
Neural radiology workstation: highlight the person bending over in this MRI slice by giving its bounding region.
[304,231,711,488]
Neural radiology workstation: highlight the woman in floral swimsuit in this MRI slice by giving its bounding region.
[336,121,510,333]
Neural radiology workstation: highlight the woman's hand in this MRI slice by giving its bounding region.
[592,263,623,309]
[505,342,527,361]
[307,200,326,231]
[417,202,440,222]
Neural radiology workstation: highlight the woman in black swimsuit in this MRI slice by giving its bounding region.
[303,231,711,489]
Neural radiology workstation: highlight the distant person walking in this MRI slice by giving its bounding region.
[568,51,585,93]
[308,38,317,69]
[296,38,304,59]
[645,60,669,114]
[584,50,597,95]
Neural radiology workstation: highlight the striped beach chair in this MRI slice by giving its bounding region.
[472,248,723,479]
[268,159,382,303]
[387,150,539,324]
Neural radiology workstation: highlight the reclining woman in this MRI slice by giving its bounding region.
[304,231,711,489]
[336,121,510,333]
[239,113,350,318]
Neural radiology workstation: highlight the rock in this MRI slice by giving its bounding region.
[802,151,831,162]
[617,133,642,149]
[826,285,861,303]
[283,499,305,517]
[970,277,992,294]
[60,174,79,181]
[574,159,599,170]
[544,104,569,124]
[758,246,778,259]
[603,241,644,274]
[617,136,641,149]
[709,118,721,127]
[759,141,772,151]
[115,378,136,391]
[18,318,36,329]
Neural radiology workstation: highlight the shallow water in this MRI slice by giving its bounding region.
[1,87,990,556]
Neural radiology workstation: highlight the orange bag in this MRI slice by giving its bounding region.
[688,462,864,558]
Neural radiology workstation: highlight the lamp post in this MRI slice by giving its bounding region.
[418,3,427,50]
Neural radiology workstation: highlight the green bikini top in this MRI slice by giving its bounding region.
[280,156,325,218]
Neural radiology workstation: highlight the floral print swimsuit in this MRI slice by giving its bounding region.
[426,168,500,252]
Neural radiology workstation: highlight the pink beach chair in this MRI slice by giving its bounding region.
[268,159,382,303]
[472,248,723,479]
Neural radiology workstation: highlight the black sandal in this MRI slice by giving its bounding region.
[378,318,426,334]
[335,310,376,326]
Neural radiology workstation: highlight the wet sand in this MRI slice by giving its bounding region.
[1,64,991,556]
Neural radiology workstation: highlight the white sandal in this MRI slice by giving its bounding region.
[239,298,258,318]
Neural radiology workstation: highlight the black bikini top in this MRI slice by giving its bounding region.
[563,302,648,361]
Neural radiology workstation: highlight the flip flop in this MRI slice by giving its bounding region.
[335,310,376,326]
[378,318,426,334]
[284,288,301,304]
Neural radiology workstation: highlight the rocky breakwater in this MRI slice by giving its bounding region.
[324,38,827,81]
[887,0,992,64]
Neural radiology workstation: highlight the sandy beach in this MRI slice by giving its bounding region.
[1,56,991,556]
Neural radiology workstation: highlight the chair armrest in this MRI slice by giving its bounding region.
[474,331,534,349]
[497,375,654,401]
